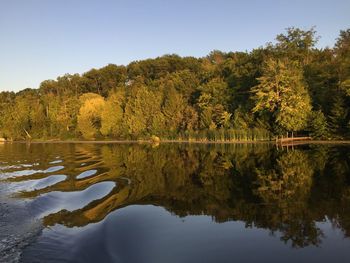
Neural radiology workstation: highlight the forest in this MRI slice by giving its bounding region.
[0,27,349,141]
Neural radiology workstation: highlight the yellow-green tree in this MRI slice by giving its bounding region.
[100,90,126,137]
[77,93,105,139]
[162,86,187,132]
[252,58,312,134]
[124,85,164,137]
[197,78,232,129]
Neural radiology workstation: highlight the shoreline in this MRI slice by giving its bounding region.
[1,139,350,145]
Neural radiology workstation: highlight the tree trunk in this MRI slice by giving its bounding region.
[23,128,32,139]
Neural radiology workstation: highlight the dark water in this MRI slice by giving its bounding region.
[0,143,350,263]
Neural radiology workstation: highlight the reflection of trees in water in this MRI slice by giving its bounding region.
[308,146,350,238]
[253,150,321,247]
[255,150,313,203]
[2,143,350,248]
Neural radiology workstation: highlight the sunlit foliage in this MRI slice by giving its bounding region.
[0,28,349,140]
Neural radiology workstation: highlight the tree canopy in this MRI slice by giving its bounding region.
[0,27,349,140]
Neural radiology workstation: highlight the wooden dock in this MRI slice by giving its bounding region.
[276,136,311,144]
[275,137,312,148]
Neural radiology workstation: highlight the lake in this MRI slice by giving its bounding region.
[0,142,350,262]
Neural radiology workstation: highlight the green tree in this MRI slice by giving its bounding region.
[181,106,199,131]
[252,58,312,134]
[334,29,350,87]
[197,78,232,129]
[124,85,164,137]
[162,86,187,132]
[275,27,318,65]
[329,95,348,137]
[303,48,338,113]
[199,107,215,130]
[307,110,329,139]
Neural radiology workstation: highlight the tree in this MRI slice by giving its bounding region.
[334,29,350,84]
[252,58,312,134]
[232,106,251,129]
[181,106,198,131]
[275,27,318,65]
[56,96,80,136]
[100,90,126,137]
[124,85,164,137]
[77,93,105,139]
[308,110,329,139]
[199,107,215,129]
[2,90,47,139]
[329,95,348,137]
[162,86,186,132]
[0,92,15,138]
[197,78,232,129]
[304,48,338,113]
[213,105,232,128]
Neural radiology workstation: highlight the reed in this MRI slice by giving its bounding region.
[159,128,271,142]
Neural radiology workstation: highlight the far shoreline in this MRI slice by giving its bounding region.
[1,139,350,145]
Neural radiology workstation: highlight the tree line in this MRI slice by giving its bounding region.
[0,27,349,141]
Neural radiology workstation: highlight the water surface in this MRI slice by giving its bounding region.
[0,143,350,262]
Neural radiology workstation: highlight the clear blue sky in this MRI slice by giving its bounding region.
[0,0,349,92]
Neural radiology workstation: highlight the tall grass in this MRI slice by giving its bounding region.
[161,128,271,142]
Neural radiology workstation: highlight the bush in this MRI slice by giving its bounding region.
[150,135,161,143]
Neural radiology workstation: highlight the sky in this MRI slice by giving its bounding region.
[0,0,349,92]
